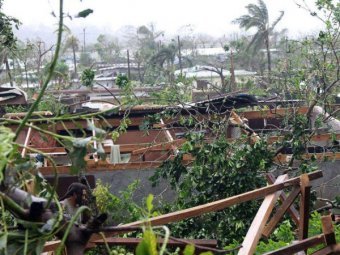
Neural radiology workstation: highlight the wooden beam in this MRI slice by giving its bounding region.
[299,174,311,241]
[230,111,260,143]
[275,152,340,163]
[131,139,185,155]
[120,171,322,228]
[241,107,309,120]
[262,186,301,238]
[91,118,98,162]
[21,123,33,157]
[263,234,325,255]
[238,175,288,255]
[4,111,53,119]
[22,143,154,154]
[310,246,333,255]
[321,215,336,246]
[268,133,340,144]
[23,147,66,154]
[39,161,163,175]
[42,240,61,252]
[266,173,300,226]
[93,237,217,248]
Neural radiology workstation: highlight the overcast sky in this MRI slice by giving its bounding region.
[3,0,325,43]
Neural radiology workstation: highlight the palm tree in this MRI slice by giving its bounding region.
[150,42,192,84]
[234,0,284,81]
[63,35,79,78]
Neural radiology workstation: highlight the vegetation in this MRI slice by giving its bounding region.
[0,0,338,254]
[233,0,285,82]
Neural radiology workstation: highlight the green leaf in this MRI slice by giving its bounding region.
[136,230,158,255]
[76,9,93,18]
[183,244,195,255]
[69,146,87,175]
[97,143,106,160]
[34,239,46,255]
[86,119,107,138]
[73,137,92,148]
[146,194,154,213]
[0,232,7,251]
[136,240,148,255]
[199,252,213,255]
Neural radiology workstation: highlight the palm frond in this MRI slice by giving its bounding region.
[257,0,268,22]
[234,15,263,30]
[270,11,285,32]
[247,31,266,53]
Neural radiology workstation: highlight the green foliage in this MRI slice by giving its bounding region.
[94,34,121,63]
[43,61,69,89]
[0,127,15,182]
[151,135,274,245]
[79,52,94,68]
[93,179,142,224]
[225,212,340,254]
[136,229,158,255]
[37,95,67,115]
[150,75,194,105]
[115,74,130,89]
[76,8,94,18]
[0,2,20,49]
[4,105,27,113]
[81,68,95,87]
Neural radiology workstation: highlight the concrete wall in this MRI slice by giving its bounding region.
[94,168,176,205]
[313,160,340,202]
[93,159,339,208]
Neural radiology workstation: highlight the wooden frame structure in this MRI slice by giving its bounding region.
[5,107,339,254]
[41,170,339,254]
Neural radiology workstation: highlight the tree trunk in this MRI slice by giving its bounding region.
[177,36,182,76]
[265,31,271,85]
[229,50,236,92]
[137,62,144,83]
[4,56,13,87]
[220,71,227,93]
[72,44,77,78]
[24,63,29,89]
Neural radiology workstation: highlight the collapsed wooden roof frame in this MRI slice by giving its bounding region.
[13,106,338,175]
[8,108,337,253]
[41,170,339,254]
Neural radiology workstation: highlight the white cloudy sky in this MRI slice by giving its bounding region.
[3,0,325,42]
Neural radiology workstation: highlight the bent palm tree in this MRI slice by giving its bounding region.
[234,0,284,81]
[151,43,192,84]
[63,35,79,78]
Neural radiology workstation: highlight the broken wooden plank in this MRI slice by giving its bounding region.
[263,234,325,255]
[4,111,53,119]
[268,133,340,144]
[93,237,217,248]
[276,152,340,162]
[238,175,288,255]
[299,174,311,241]
[262,186,301,238]
[21,123,33,157]
[241,107,309,120]
[321,215,336,246]
[39,161,163,175]
[90,171,322,245]
[42,240,61,252]
[266,173,300,226]
[22,147,66,154]
[131,139,185,155]
[230,111,260,143]
[310,246,333,255]
[120,171,322,228]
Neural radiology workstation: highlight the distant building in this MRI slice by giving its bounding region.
[175,65,256,89]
